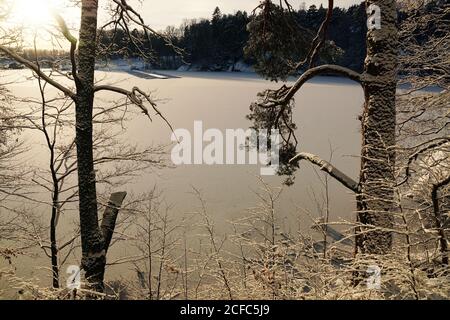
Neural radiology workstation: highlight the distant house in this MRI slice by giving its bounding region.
[59,63,71,71]
[8,62,24,70]
[40,61,54,69]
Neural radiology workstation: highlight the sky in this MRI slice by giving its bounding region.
[135,0,363,30]
[4,0,363,48]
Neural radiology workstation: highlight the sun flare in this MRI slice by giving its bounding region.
[13,0,64,27]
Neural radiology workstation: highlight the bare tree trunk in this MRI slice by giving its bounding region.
[50,198,59,288]
[431,175,450,266]
[76,0,106,292]
[356,0,398,254]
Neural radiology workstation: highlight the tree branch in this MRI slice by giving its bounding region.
[259,65,363,109]
[94,84,175,134]
[0,45,76,99]
[284,65,363,103]
[295,0,335,70]
[110,0,186,58]
[290,152,359,193]
[52,11,81,89]
[398,138,450,186]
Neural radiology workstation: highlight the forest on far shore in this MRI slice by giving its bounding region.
[15,1,445,76]
[94,1,444,74]
[99,3,368,72]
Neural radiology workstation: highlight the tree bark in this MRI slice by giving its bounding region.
[76,0,106,292]
[50,194,59,288]
[431,175,450,266]
[356,0,398,254]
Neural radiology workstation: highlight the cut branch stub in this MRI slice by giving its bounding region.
[101,191,127,253]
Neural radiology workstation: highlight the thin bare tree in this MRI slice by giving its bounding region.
[0,0,178,292]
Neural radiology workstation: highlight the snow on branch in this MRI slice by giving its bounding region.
[93,84,175,134]
[0,45,76,99]
[290,152,359,193]
[261,64,363,109]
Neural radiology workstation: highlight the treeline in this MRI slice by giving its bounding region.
[98,3,369,72]
[26,1,445,74]
[20,49,67,60]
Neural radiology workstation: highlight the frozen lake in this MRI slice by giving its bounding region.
[1,69,364,288]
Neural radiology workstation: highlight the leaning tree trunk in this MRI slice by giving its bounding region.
[356,0,398,254]
[76,0,106,292]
